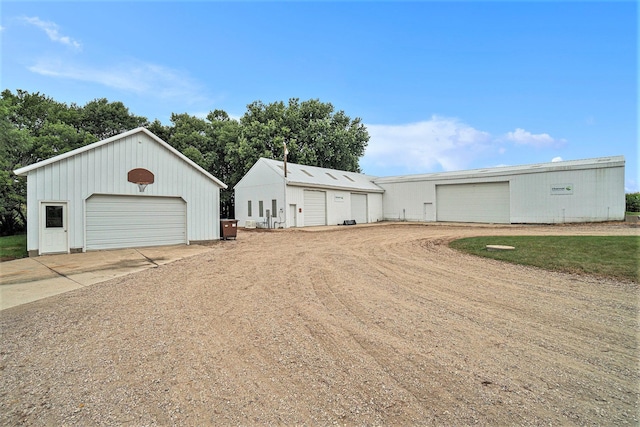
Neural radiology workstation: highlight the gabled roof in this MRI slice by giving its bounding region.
[13,127,227,188]
[373,155,625,184]
[259,158,384,193]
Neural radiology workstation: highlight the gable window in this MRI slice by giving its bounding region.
[248,200,252,217]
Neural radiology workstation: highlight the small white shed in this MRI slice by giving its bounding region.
[14,127,227,256]
[374,156,625,224]
[234,158,384,228]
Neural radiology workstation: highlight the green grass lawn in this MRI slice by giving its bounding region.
[450,235,639,282]
[0,234,28,261]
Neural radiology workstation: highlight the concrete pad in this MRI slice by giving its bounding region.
[0,258,59,286]
[0,243,215,311]
[486,245,516,251]
[0,277,84,311]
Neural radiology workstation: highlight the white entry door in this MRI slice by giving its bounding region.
[40,202,68,254]
[289,204,297,227]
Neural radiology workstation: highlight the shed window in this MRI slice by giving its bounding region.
[248,200,252,217]
[46,206,63,228]
[259,201,264,217]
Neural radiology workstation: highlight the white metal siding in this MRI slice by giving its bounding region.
[86,195,186,250]
[351,194,367,224]
[304,190,326,226]
[22,131,222,253]
[437,182,510,223]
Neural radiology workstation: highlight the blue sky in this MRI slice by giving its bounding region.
[2,1,637,191]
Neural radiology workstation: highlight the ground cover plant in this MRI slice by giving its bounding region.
[450,235,639,282]
[0,234,26,261]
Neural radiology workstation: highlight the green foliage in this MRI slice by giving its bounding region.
[238,98,368,173]
[450,235,639,282]
[626,193,640,213]
[1,89,369,226]
[0,90,151,235]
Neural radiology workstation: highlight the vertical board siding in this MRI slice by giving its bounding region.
[25,132,222,252]
[351,194,368,224]
[303,190,327,226]
[436,182,510,223]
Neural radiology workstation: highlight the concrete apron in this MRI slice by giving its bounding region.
[0,244,214,311]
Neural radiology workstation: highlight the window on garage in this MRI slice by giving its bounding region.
[272,199,277,216]
[259,200,264,217]
[248,200,252,217]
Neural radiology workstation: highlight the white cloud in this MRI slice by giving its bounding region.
[362,117,571,176]
[551,156,563,162]
[22,16,81,50]
[28,58,207,102]
[504,128,566,148]
[364,115,493,173]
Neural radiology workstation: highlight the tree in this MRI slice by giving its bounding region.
[80,98,148,139]
[0,98,31,234]
[0,90,150,235]
[237,98,368,174]
[1,90,370,227]
[161,111,241,218]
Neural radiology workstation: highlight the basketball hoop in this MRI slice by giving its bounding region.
[128,168,154,193]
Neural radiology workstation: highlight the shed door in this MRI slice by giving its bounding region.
[303,190,326,226]
[350,193,367,224]
[86,195,187,250]
[436,182,510,223]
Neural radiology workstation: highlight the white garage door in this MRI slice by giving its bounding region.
[86,195,187,250]
[303,190,326,226]
[350,193,367,224]
[436,182,510,223]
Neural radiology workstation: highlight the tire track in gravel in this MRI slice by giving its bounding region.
[1,223,637,426]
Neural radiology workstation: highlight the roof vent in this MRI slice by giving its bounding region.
[326,172,338,180]
[343,175,355,182]
[301,169,313,177]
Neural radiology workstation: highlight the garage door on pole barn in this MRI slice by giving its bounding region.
[436,182,510,224]
[303,190,326,226]
[350,193,367,224]
[86,195,187,250]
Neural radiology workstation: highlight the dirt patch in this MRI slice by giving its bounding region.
[1,223,638,425]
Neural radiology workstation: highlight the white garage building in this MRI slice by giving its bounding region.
[374,156,626,224]
[234,158,384,228]
[14,127,227,256]
[235,155,625,228]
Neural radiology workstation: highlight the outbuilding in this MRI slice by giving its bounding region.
[14,127,227,256]
[374,156,625,224]
[234,158,384,228]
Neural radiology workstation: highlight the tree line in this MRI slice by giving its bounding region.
[0,89,369,235]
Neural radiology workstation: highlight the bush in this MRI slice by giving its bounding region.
[626,192,640,213]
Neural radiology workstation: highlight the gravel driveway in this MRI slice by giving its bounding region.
[1,223,638,425]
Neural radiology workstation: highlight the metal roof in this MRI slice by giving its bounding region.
[13,127,227,188]
[372,156,625,184]
[259,158,384,193]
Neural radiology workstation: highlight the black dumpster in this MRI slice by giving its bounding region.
[220,219,238,240]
